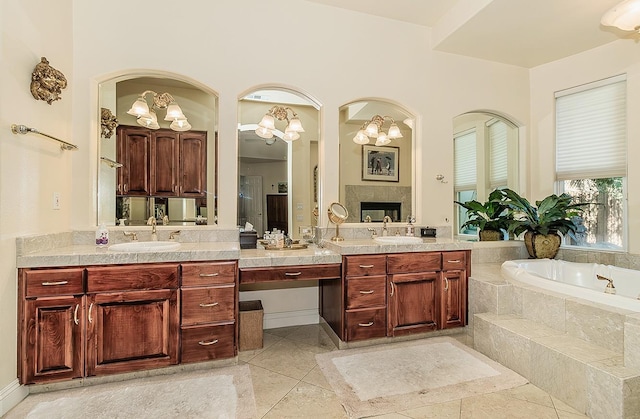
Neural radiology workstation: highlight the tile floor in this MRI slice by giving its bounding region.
[7,324,589,418]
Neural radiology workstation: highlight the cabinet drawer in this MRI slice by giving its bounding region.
[346,276,386,309]
[86,264,179,292]
[181,324,235,363]
[24,268,84,297]
[181,286,235,325]
[182,261,236,286]
[345,308,387,341]
[344,255,386,276]
[387,252,441,274]
[442,251,467,271]
[240,264,341,284]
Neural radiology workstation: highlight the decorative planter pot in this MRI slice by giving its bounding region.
[479,229,502,241]
[524,231,561,259]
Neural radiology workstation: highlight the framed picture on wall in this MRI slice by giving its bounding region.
[362,145,399,182]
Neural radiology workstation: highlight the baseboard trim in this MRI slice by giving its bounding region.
[0,379,28,417]
[263,309,319,329]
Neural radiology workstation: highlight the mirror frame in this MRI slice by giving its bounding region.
[237,85,322,239]
[96,70,220,227]
[338,98,419,226]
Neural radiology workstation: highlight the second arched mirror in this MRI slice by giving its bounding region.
[339,99,415,223]
[237,88,320,239]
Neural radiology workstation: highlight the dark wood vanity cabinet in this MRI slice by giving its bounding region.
[331,250,470,342]
[117,126,207,198]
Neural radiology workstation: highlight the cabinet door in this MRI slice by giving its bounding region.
[117,126,150,196]
[151,131,180,196]
[388,272,438,336]
[440,270,467,329]
[22,296,84,384]
[179,131,207,197]
[86,289,179,376]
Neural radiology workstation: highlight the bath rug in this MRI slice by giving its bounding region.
[5,364,256,419]
[316,336,528,418]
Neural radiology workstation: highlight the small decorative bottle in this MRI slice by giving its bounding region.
[96,224,109,246]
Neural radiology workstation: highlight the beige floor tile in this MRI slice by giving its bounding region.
[238,332,282,362]
[368,413,413,418]
[262,382,347,419]
[497,383,554,408]
[249,364,299,418]
[301,365,334,391]
[556,411,589,419]
[284,323,338,351]
[400,399,462,418]
[248,338,321,380]
[265,325,300,338]
[460,391,558,419]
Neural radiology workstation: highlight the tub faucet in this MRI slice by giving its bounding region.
[597,274,616,294]
[147,216,158,241]
[382,216,392,236]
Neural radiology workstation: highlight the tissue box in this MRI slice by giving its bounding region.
[240,232,258,249]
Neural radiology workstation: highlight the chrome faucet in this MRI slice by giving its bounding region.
[405,215,415,236]
[123,231,138,241]
[382,215,392,236]
[147,216,158,241]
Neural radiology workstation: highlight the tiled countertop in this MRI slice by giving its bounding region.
[322,237,473,255]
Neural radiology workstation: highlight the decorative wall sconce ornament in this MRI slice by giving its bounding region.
[127,90,191,131]
[352,115,403,146]
[30,57,68,105]
[101,107,118,138]
[255,105,305,141]
[602,0,640,32]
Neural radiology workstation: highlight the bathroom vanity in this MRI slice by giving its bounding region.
[16,231,471,385]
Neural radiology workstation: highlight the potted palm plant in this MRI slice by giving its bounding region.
[454,189,511,241]
[500,188,588,258]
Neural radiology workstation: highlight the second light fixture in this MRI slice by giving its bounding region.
[255,105,305,141]
[353,115,403,146]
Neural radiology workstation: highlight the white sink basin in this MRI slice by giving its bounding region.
[108,241,181,252]
[374,236,423,244]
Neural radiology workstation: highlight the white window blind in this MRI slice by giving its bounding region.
[454,129,476,191]
[488,120,507,188]
[555,75,626,180]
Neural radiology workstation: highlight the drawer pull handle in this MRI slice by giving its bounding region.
[88,303,94,324]
[358,322,374,327]
[285,272,302,276]
[42,281,68,286]
[359,264,374,269]
[199,302,219,308]
[198,339,219,346]
[390,281,395,297]
[444,277,449,291]
[199,273,220,277]
[359,290,375,294]
[447,260,461,263]
[73,304,79,325]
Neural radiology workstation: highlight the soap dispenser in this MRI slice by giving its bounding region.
[96,223,109,246]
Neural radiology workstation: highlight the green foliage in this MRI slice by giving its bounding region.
[500,188,589,239]
[454,189,511,233]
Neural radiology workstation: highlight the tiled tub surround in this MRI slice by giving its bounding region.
[469,263,640,418]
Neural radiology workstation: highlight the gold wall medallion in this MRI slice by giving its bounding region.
[100,107,118,138]
[30,57,67,104]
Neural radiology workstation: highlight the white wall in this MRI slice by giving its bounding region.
[0,0,532,398]
[529,39,640,253]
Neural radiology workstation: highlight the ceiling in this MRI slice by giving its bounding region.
[304,0,632,68]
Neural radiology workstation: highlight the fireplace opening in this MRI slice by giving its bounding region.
[360,202,401,222]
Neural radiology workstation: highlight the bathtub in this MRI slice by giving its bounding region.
[501,259,640,312]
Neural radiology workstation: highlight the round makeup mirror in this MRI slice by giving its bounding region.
[327,202,348,241]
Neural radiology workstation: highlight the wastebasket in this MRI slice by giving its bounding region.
[239,300,263,351]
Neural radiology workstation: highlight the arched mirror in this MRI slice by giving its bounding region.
[98,75,218,226]
[339,99,415,223]
[453,111,520,236]
[237,88,320,240]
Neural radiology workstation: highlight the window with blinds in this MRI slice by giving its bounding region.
[454,129,476,192]
[488,120,507,188]
[555,74,627,180]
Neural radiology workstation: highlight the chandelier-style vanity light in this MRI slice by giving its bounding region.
[601,0,640,32]
[255,105,305,141]
[127,90,191,132]
[352,115,403,146]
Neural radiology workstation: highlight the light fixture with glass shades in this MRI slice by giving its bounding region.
[255,105,305,141]
[352,114,403,146]
[601,0,640,32]
[127,90,191,131]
